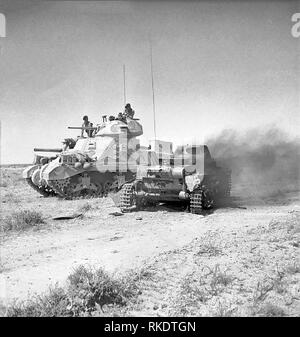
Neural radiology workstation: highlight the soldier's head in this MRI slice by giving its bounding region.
[125,103,131,109]
[83,115,89,122]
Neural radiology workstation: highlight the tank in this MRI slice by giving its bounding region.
[22,138,77,197]
[23,114,160,199]
[113,144,231,214]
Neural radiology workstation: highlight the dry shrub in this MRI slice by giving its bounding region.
[79,203,92,213]
[2,210,44,232]
[6,265,140,317]
[195,232,222,257]
[255,303,286,317]
[171,265,235,316]
[285,260,300,275]
[7,286,69,317]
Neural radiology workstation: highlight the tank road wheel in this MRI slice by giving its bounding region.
[119,183,138,213]
[84,182,103,198]
[47,178,71,198]
[49,175,106,199]
[190,189,202,214]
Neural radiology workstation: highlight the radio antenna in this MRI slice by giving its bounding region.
[123,64,126,106]
[149,38,157,140]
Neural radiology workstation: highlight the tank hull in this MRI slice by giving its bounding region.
[23,164,57,197]
[114,145,232,214]
[23,116,151,199]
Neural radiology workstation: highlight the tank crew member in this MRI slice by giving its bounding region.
[81,115,94,137]
[116,112,126,123]
[62,138,76,151]
[124,103,135,119]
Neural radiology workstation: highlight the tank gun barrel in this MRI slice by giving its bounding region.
[34,148,63,153]
[68,127,98,130]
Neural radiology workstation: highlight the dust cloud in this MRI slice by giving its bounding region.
[206,127,300,204]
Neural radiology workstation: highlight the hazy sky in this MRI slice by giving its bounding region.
[0,0,299,164]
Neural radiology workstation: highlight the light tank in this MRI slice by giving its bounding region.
[23,114,159,199]
[113,144,231,214]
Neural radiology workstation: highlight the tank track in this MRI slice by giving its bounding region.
[202,188,214,209]
[119,183,137,212]
[190,186,216,214]
[25,178,56,197]
[46,173,119,200]
[224,172,232,197]
[190,189,202,214]
[218,170,231,198]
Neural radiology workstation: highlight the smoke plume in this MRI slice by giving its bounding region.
[206,127,300,205]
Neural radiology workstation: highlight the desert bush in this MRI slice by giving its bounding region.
[285,260,300,274]
[171,265,235,316]
[3,192,20,204]
[203,265,235,296]
[7,286,69,317]
[195,232,222,257]
[287,215,300,235]
[125,266,153,283]
[252,278,274,303]
[180,273,211,304]
[271,268,288,295]
[210,300,237,317]
[0,181,8,188]
[2,210,45,232]
[256,303,286,317]
[67,265,139,315]
[79,203,92,213]
[6,265,140,317]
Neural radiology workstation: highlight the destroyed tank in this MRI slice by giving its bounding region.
[113,144,231,214]
[23,114,158,199]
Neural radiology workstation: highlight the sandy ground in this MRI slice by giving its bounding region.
[0,166,299,316]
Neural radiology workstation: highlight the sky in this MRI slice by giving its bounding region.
[0,0,299,164]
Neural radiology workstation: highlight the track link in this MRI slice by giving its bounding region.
[47,177,106,199]
[190,189,203,214]
[119,183,137,212]
[25,178,56,197]
[225,172,232,197]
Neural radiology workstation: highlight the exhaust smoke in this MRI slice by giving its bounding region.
[206,127,300,205]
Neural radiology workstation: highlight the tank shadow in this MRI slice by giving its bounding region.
[224,189,300,208]
[140,202,215,216]
[214,197,247,210]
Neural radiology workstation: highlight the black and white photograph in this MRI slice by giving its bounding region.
[0,0,299,321]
